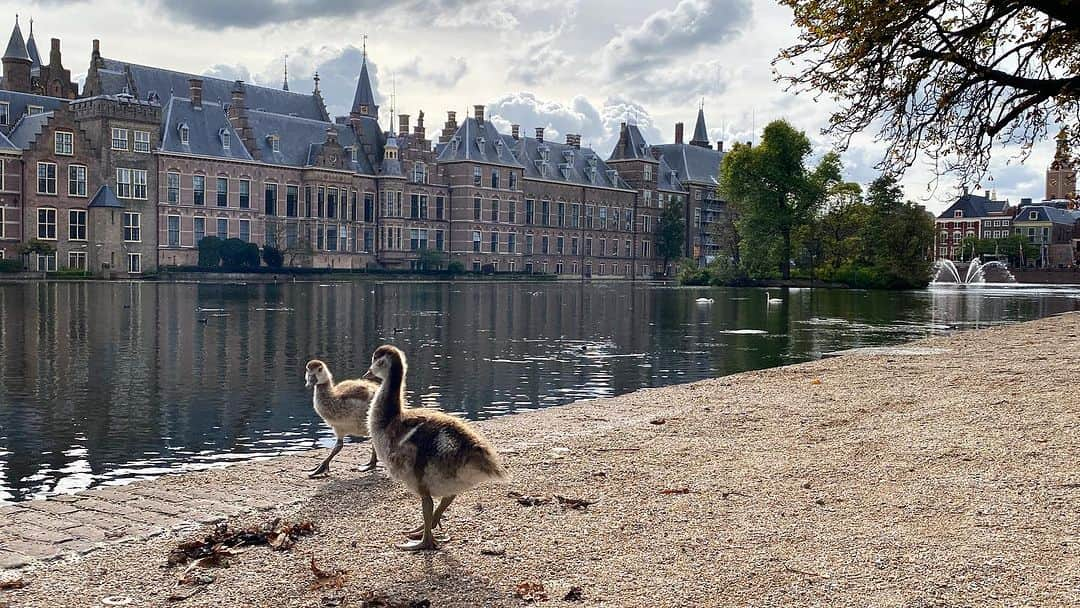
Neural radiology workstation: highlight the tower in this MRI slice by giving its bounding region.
[350,36,378,120]
[1046,128,1077,201]
[2,16,32,93]
[689,101,711,149]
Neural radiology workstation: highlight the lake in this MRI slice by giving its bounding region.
[1,280,1077,502]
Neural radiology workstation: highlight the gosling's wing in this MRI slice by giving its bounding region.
[333,379,378,402]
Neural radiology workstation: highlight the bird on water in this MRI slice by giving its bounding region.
[304,360,381,478]
[363,344,508,551]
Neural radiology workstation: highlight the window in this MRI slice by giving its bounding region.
[0,102,8,125]
[490,231,499,253]
[127,253,142,274]
[216,177,229,207]
[37,252,56,272]
[68,165,87,197]
[491,199,499,222]
[410,194,420,219]
[599,207,608,228]
[625,239,631,257]
[112,128,129,150]
[287,185,299,217]
[640,240,650,258]
[0,207,4,239]
[68,251,86,271]
[557,202,566,227]
[134,130,151,153]
[239,179,250,209]
[132,170,147,199]
[435,230,445,251]
[644,164,652,181]
[179,125,189,145]
[265,183,278,216]
[364,193,375,222]
[217,218,228,239]
[270,135,280,152]
[167,215,180,247]
[37,162,57,194]
[953,210,963,218]
[525,199,534,225]
[123,212,141,242]
[167,171,180,203]
[491,170,500,189]
[27,104,43,116]
[473,231,481,252]
[509,172,517,191]
[239,219,251,243]
[585,238,593,256]
[571,203,580,228]
[194,217,206,243]
[541,235,549,254]
[350,190,357,221]
[585,205,594,228]
[37,208,57,239]
[473,195,482,221]
[599,238,606,257]
[413,162,426,184]
[526,234,534,254]
[541,200,550,226]
[410,229,429,251]
[192,175,205,205]
[556,262,564,275]
[473,167,482,186]
[221,130,231,150]
[55,131,74,155]
[507,233,516,253]
[318,186,325,217]
[1029,211,1038,221]
[327,187,338,219]
[364,228,374,252]
[557,236,565,255]
[642,214,651,233]
[69,210,87,241]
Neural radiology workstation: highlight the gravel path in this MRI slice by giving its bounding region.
[2,312,1078,607]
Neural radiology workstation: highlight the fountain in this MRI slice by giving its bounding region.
[932,259,1016,284]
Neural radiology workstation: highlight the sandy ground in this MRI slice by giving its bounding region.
[2,312,1078,607]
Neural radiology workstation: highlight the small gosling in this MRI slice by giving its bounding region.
[304,359,381,478]
[364,345,507,551]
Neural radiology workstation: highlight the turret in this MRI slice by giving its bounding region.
[2,16,32,93]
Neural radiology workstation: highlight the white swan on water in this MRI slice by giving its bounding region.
[766,291,783,305]
[695,297,715,304]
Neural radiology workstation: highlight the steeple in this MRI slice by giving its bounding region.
[25,17,40,72]
[689,100,710,149]
[4,16,30,62]
[350,35,377,118]
[281,54,289,91]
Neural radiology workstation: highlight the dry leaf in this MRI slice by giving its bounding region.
[507,491,550,507]
[660,487,692,495]
[810,378,822,385]
[309,555,347,592]
[513,581,548,602]
[555,495,594,510]
[564,586,584,601]
[0,576,25,591]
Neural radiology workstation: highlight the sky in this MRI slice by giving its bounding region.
[2,0,1058,213]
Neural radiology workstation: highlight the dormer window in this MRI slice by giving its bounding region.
[954,210,963,218]
[220,129,231,150]
[360,105,369,115]
[477,136,486,149]
[178,123,189,145]
[268,135,280,153]
[1029,210,1038,220]
[449,136,461,153]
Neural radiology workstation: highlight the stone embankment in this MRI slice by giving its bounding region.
[1,313,1077,607]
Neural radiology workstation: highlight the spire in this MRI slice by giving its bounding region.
[282,54,289,91]
[4,15,30,62]
[25,16,40,70]
[689,103,710,149]
[350,39,378,118]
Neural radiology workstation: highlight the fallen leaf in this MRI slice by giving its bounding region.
[0,576,25,591]
[660,487,692,495]
[508,491,550,507]
[309,555,348,592]
[650,418,666,425]
[564,586,584,601]
[810,378,822,385]
[166,586,206,602]
[168,518,316,567]
[358,591,430,607]
[513,582,548,603]
[555,495,594,510]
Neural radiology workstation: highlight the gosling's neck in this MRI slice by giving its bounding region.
[370,364,404,429]
[314,381,335,401]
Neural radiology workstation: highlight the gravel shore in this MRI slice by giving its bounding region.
[2,312,1078,607]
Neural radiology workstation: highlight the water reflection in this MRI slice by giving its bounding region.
[1,280,1077,501]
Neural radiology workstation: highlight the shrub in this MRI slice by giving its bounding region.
[198,236,222,268]
[262,245,284,269]
[447,260,465,274]
[0,259,22,273]
[219,238,260,270]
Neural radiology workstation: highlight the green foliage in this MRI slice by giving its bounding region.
[720,120,842,279]
[959,235,1038,267]
[198,236,222,268]
[655,197,686,269]
[0,259,23,273]
[447,260,465,274]
[676,256,748,286]
[18,239,56,256]
[262,245,285,269]
[416,248,446,271]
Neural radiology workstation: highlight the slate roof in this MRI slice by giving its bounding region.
[26,28,40,72]
[0,89,67,129]
[500,133,632,190]
[0,129,18,152]
[653,143,723,186]
[351,60,376,114]
[160,97,253,160]
[7,111,52,149]
[96,57,328,121]
[608,124,652,161]
[3,19,28,61]
[379,134,402,177]
[1014,205,1080,225]
[938,193,1010,219]
[436,117,523,166]
[247,109,379,174]
[656,156,684,192]
[690,107,709,146]
[88,184,124,208]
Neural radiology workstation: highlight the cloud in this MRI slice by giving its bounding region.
[504,6,578,86]
[396,56,468,89]
[601,0,752,77]
[203,64,252,83]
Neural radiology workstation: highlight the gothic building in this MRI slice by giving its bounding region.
[1046,129,1077,202]
[0,16,729,277]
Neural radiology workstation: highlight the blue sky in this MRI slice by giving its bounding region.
[4,0,1057,212]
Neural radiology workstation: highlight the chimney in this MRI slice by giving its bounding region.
[566,134,581,149]
[984,189,991,199]
[717,140,724,152]
[1021,197,1032,206]
[674,122,684,145]
[414,110,426,139]
[326,127,337,144]
[49,38,62,67]
[398,114,409,137]
[189,78,203,109]
[439,110,458,143]
[535,127,544,143]
[474,104,485,122]
[511,124,520,140]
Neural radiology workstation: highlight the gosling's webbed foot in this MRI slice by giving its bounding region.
[357,462,377,473]
[406,529,449,542]
[396,536,439,551]
[308,463,330,478]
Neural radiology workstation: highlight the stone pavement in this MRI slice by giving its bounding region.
[0,450,346,570]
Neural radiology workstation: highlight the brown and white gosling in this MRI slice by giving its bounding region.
[363,345,507,551]
[304,359,381,478]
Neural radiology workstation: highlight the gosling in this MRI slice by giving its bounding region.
[363,345,507,551]
[304,359,381,478]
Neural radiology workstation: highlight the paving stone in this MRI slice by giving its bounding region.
[11,525,75,544]
[0,550,33,570]
[0,505,26,516]
[1,538,62,559]
[47,494,82,503]
[76,498,143,517]
[64,525,108,542]
[53,539,97,555]
[126,497,191,518]
[26,500,81,516]
[8,509,80,531]
[81,487,139,503]
[126,486,192,504]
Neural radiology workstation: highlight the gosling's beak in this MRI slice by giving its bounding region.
[363,369,378,381]
[304,377,314,389]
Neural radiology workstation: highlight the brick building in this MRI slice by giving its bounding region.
[934,191,1014,261]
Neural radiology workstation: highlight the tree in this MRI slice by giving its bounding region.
[720,120,842,279]
[18,239,56,257]
[863,175,936,288]
[655,196,686,273]
[198,236,222,268]
[415,248,446,272]
[262,245,285,269]
[220,238,259,270]
[776,1,1080,186]
[817,182,868,271]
